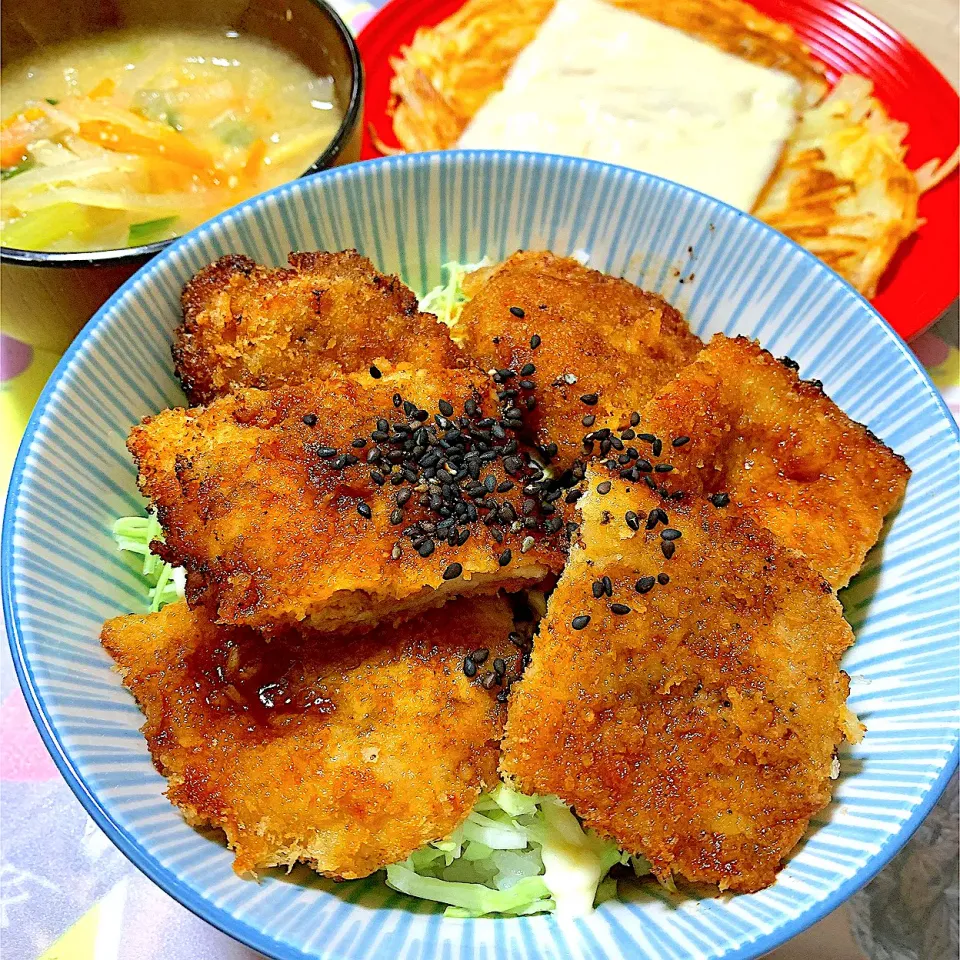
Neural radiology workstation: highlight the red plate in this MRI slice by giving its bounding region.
[357,0,958,340]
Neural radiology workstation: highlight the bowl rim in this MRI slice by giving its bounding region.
[0,0,364,270]
[3,149,958,960]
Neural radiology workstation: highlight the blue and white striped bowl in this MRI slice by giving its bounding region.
[4,151,958,960]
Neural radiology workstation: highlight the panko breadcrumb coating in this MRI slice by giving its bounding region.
[501,474,861,893]
[457,252,702,469]
[101,597,518,878]
[129,367,569,635]
[174,251,463,405]
[636,335,909,588]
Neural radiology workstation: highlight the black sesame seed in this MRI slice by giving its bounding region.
[630,412,641,426]
[636,459,652,472]
[439,399,454,417]
[625,511,640,531]
[597,481,612,495]
[472,648,490,664]
[572,614,591,630]
[498,549,512,566]
[357,502,372,519]
[302,413,318,427]
[493,657,506,676]
[393,393,402,408]
[710,492,731,508]
[463,657,477,678]
[389,508,404,525]
[602,575,613,597]
[661,541,676,560]
[621,429,635,441]
[672,436,690,447]
[644,475,657,489]
[519,363,536,377]
[497,480,515,493]
[580,393,599,406]
[369,365,382,379]
[371,471,385,486]
[636,576,656,594]
[646,512,660,530]
[316,446,337,459]
[592,580,604,599]
[509,306,525,318]
[418,539,436,558]
[482,671,500,690]
[610,603,631,615]
[652,438,663,457]
[530,334,542,349]
[443,562,463,580]
[637,433,656,443]
[655,463,674,473]
[657,573,670,585]
[661,528,682,541]
[582,415,596,427]
[519,379,536,390]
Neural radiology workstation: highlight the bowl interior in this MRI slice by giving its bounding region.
[4,151,958,960]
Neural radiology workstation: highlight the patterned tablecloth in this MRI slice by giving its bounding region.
[0,3,957,956]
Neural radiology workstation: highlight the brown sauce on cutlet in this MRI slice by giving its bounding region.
[184,629,337,735]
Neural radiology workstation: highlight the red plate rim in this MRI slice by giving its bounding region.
[357,0,959,341]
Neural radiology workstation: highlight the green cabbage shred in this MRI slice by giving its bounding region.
[112,513,184,611]
[418,258,491,328]
[385,782,649,918]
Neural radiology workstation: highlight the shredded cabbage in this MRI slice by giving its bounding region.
[385,782,647,918]
[418,258,491,329]
[112,513,185,611]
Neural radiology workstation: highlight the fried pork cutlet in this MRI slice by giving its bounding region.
[174,251,463,405]
[129,367,569,634]
[501,474,861,893]
[457,252,702,469]
[102,596,518,878]
[634,335,909,588]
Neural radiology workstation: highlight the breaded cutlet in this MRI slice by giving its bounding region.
[129,367,570,635]
[101,596,519,878]
[174,251,464,405]
[632,335,909,588]
[456,252,702,469]
[501,474,861,893]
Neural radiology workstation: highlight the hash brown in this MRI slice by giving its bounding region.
[129,366,569,634]
[101,596,517,878]
[501,474,861,892]
[174,251,463,405]
[456,251,702,469]
[636,335,909,588]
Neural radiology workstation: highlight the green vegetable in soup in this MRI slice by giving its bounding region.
[127,215,179,246]
[1,158,36,181]
[0,202,90,249]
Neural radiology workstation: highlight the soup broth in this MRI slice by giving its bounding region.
[0,27,343,252]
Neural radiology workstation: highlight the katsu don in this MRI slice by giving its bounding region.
[457,252,702,468]
[634,335,909,588]
[101,596,518,878]
[174,251,463,405]
[129,366,570,634]
[501,473,861,893]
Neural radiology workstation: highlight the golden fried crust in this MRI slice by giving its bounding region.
[457,252,702,468]
[638,335,909,588]
[101,597,518,878]
[129,367,569,634]
[174,251,463,405]
[501,476,859,893]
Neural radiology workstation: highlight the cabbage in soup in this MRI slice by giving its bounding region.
[0,28,343,252]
